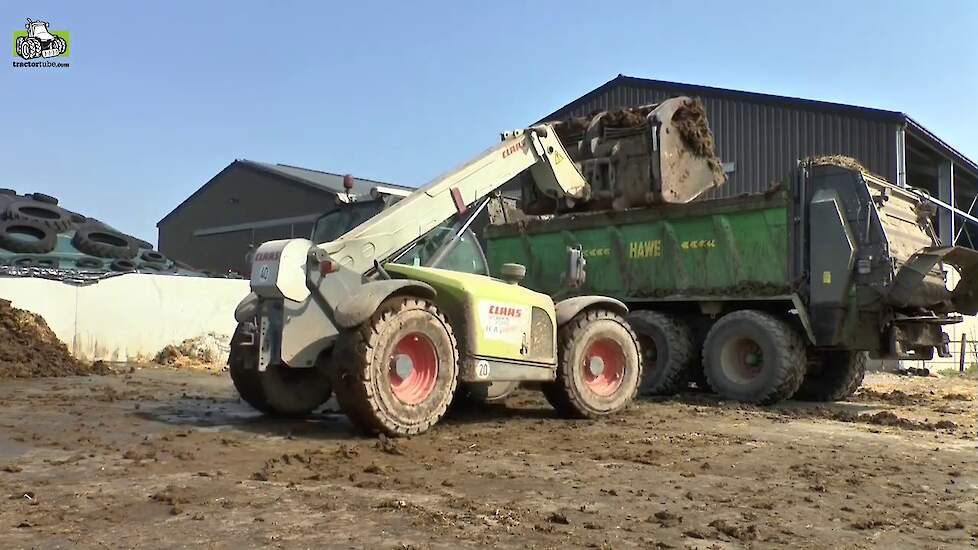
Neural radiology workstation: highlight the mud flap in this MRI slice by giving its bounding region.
[889,246,978,315]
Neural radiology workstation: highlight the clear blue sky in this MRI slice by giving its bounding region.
[2,1,976,244]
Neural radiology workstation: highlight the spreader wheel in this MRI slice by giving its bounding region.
[333,297,458,436]
[543,308,641,418]
[628,310,695,395]
[702,310,806,404]
[795,350,867,401]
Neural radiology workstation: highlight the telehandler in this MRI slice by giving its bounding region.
[229,100,718,435]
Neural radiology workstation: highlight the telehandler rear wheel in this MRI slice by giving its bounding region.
[333,296,458,436]
[228,323,333,417]
[543,308,641,418]
[795,350,866,401]
[702,310,806,404]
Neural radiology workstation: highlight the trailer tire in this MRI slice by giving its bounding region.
[333,296,458,436]
[228,323,333,417]
[795,350,867,401]
[702,310,806,404]
[543,309,641,418]
[628,310,695,395]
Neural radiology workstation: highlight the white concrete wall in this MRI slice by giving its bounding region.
[0,275,250,363]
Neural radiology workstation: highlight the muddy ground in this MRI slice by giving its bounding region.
[0,369,974,549]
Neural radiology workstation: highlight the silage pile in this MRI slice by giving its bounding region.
[0,299,110,378]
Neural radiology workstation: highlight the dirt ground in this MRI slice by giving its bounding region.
[0,368,974,549]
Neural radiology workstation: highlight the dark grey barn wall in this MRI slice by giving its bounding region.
[546,83,900,197]
[158,165,336,274]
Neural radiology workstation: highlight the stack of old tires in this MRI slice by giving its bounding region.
[0,189,182,274]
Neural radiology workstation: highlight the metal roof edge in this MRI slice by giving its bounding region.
[538,74,907,124]
[536,74,627,123]
[904,116,978,177]
[158,159,340,227]
[271,163,411,190]
[157,160,240,227]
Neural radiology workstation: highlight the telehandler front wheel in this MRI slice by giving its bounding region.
[333,297,458,436]
[543,309,641,418]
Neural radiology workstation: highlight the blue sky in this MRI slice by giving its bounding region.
[2,1,976,243]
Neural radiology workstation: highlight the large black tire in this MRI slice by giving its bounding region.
[14,257,58,269]
[543,309,642,418]
[75,257,104,270]
[702,310,806,404]
[227,323,333,417]
[28,193,59,205]
[64,211,88,225]
[5,200,72,232]
[0,219,57,254]
[795,350,867,401]
[109,259,137,272]
[72,226,138,259]
[140,250,168,263]
[628,310,695,395]
[138,262,170,274]
[333,297,459,436]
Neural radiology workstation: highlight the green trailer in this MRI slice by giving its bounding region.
[487,162,978,404]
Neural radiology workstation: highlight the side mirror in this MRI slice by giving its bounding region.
[566,245,586,288]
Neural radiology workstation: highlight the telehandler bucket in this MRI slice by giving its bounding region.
[537,97,725,213]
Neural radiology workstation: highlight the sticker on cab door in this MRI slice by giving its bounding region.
[478,301,530,344]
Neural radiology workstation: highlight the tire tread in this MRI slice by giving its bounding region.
[334,297,458,436]
[702,310,806,404]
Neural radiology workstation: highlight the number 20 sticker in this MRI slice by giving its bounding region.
[476,360,491,379]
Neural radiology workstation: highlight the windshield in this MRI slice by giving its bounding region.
[390,201,490,276]
[310,200,386,244]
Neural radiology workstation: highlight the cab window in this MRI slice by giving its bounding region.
[393,227,488,276]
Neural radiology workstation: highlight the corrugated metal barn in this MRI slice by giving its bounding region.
[157,160,410,276]
[542,75,978,247]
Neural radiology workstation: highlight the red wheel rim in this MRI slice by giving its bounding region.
[719,337,764,383]
[389,332,438,405]
[582,338,626,396]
